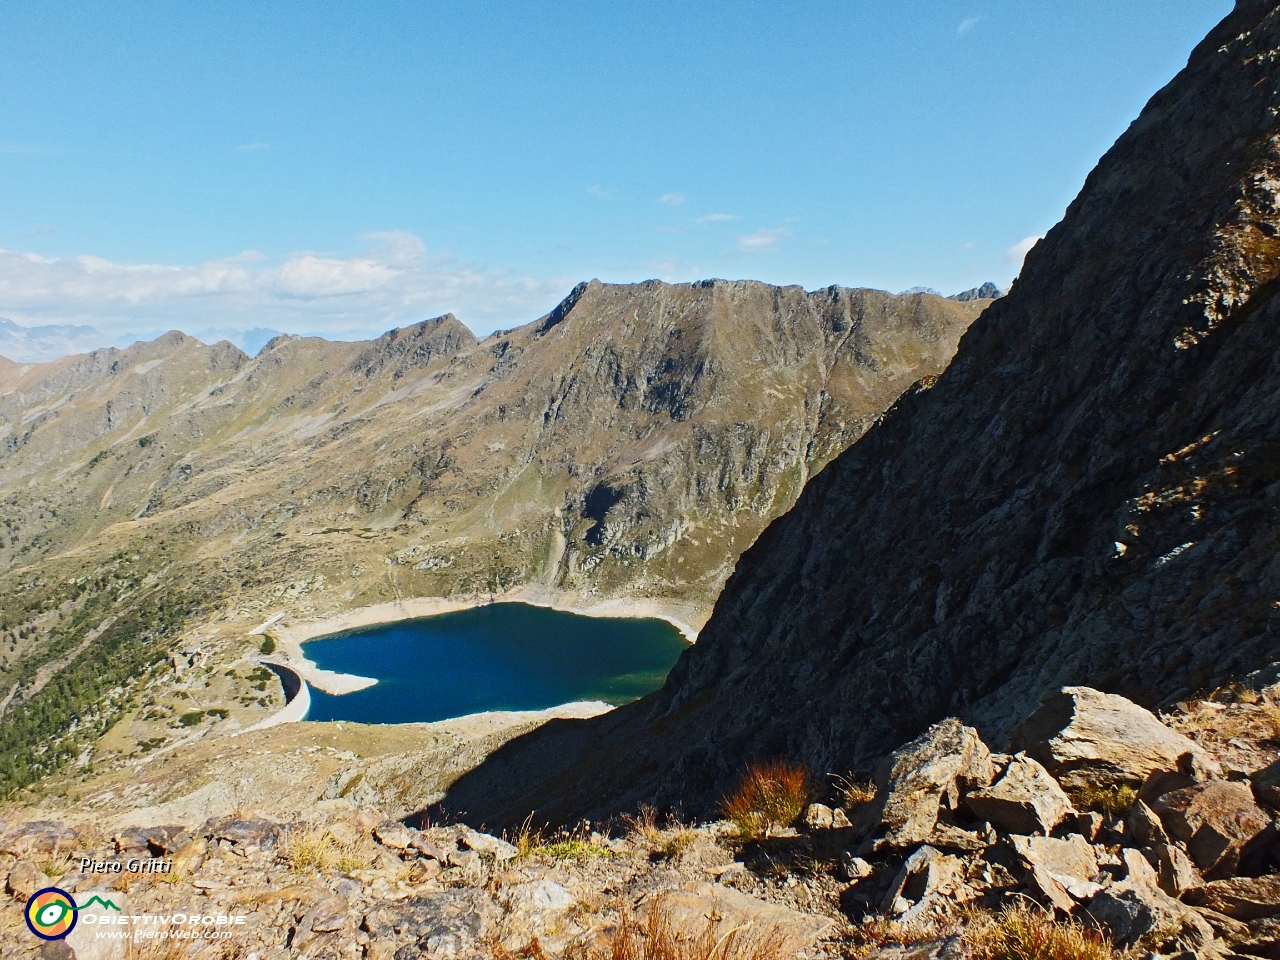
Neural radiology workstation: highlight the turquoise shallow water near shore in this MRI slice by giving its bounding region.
[303,602,690,724]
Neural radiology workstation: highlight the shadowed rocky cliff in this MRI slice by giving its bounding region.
[440,0,1280,828]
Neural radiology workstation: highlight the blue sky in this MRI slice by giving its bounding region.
[0,1,1233,345]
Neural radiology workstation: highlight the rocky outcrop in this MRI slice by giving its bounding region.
[871,719,995,848]
[442,0,1280,826]
[964,755,1074,836]
[1012,687,1220,791]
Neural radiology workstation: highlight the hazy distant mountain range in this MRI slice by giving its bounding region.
[0,289,1004,364]
[0,317,284,363]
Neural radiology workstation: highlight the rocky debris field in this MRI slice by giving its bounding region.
[5,677,1280,960]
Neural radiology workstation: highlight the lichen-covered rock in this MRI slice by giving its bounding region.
[1011,688,1220,792]
[1150,780,1271,879]
[871,718,995,847]
[965,754,1074,836]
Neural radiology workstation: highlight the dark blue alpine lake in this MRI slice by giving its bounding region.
[303,602,690,724]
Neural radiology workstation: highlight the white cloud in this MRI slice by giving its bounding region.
[698,213,739,223]
[957,15,984,36]
[1005,234,1043,265]
[736,227,789,254]
[658,192,686,207]
[0,233,573,341]
[235,142,272,152]
[586,185,613,199]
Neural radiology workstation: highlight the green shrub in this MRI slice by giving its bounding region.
[259,635,276,655]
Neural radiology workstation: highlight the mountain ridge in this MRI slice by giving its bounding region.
[439,0,1280,827]
[0,276,988,789]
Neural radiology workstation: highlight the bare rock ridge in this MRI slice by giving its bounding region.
[440,1,1280,826]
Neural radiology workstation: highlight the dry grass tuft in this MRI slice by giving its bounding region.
[659,831,697,861]
[37,852,74,878]
[622,805,663,845]
[510,814,548,860]
[965,903,1114,960]
[1065,782,1139,815]
[849,904,1113,960]
[278,824,370,874]
[608,897,788,960]
[722,761,809,839]
[830,773,877,809]
[127,934,246,960]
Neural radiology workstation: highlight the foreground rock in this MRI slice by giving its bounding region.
[871,719,995,848]
[1012,688,1220,792]
[965,754,1075,836]
[1150,781,1271,879]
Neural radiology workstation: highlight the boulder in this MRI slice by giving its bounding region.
[1086,881,1214,951]
[1190,906,1251,941]
[965,754,1075,835]
[114,825,191,856]
[1072,811,1105,842]
[1148,841,1204,899]
[372,821,417,850]
[1237,917,1280,959]
[0,820,79,855]
[1128,800,1170,847]
[880,845,968,914]
[458,827,517,861]
[1252,758,1280,809]
[1150,780,1271,879]
[803,803,852,830]
[1010,687,1221,791]
[203,817,281,849]
[1008,834,1099,885]
[872,718,995,848]
[643,884,832,954]
[410,836,450,862]
[840,851,874,880]
[361,890,498,957]
[1122,847,1160,889]
[6,861,48,899]
[407,858,441,883]
[1192,876,1280,921]
[1027,864,1102,914]
[305,896,350,936]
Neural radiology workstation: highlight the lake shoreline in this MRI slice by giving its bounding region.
[262,587,700,697]
[258,587,696,705]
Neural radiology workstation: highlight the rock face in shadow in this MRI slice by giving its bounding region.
[440,1,1280,828]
